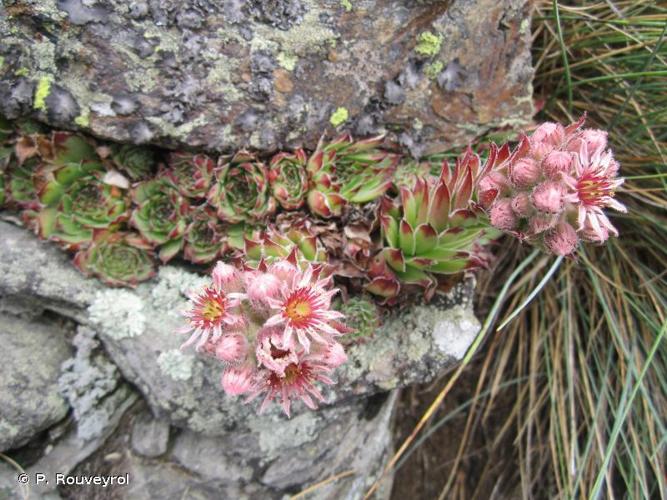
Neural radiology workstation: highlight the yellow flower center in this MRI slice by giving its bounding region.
[202,298,224,322]
[285,298,312,323]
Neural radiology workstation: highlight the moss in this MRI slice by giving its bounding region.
[424,61,444,79]
[415,31,443,57]
[0,56,4,70]
[341,0,353,11]
[14,67,29,77]
[329,107,349,127]
[34,76,53,111]
[277,51,298,71]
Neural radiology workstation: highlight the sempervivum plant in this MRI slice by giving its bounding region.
[268,149,309,210]
[74,230,156,287]
[182,205,228,264]
[368,150,497,299]
[161,151,215,198]
[306,134,398,218]
[130,178,189,262]
[207,151,276,223]
[37,167,129,250]
[109,144,156,181]
[179,259,349,417]
[478,117,626,255]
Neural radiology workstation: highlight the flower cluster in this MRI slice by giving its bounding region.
[179,257,348,416]
[478,117,626,255]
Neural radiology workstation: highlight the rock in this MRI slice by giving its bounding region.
[0,313,71,452]
[131,412,170,458]
[0,220,480,498]
[0,0,533,154]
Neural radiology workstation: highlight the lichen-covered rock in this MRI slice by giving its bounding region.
[0,313,71,452]
[0,0,533,154]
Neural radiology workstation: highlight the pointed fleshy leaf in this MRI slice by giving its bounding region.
[398,219,415,256]
[427,181,451,233]
[414,223,438,254]
[159,238,184,263]
[383,248,406,273]
[366,277,400,299]
[380,213,399,248]
[427,258,469,274]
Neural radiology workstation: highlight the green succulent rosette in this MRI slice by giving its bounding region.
[37,170,129,250]
[183,205,228,264]
[306,134,398,218]
[207,151,276,223]
[369,150,496,299]
[4,157,40,210]
[336,296,380,345]
[111,144,156,181]
[162,151,215,198]
[268,149,309,210]
[130,178,189,262]
[74,230,156,287]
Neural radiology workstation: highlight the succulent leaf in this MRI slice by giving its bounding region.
[162,151,215,198]
[110,144,156,181]
[268,149,309,210]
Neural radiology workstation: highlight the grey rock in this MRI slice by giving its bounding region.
[131,412,170,458]
[0,0,533,154]
[0,314,71,452]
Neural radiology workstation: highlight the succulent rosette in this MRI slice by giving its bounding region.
[179,259,349,417]
[368,150,497,299]
[183,205,228,264]
[161,151,215,198]
[110,144,156,181]
[268,149,309,210]
[130,178,189,262]
[306,134,398,218]
[37,170,129,249]
[73,230,156,287]
[478,117,626,256]
[207,151,276,223]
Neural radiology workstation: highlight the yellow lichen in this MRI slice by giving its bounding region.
[329,107,349,127]
[415,31,443,57]
[34,76,53,111]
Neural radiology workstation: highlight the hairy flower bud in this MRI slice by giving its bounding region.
[543,151,573,179]
[221,364,256,396]
[246,272,282,307]
[212,261,242,292]
[214,333,248,363]
[531,122,565,147]
[544,222,579,256]
[489,198,518,230]
[531,182,564,214]
[509,158,541,188]
[510,192,532,217]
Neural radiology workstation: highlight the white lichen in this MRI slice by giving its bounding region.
[158,349,195,381]
[149,266,209,314]
[432,305,480,359]
[251,412,320,455]
[88,289,146,339]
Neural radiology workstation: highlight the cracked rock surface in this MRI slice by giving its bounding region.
[0,0,533,155]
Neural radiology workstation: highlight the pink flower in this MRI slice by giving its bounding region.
[567,129,608,156]
[180,286,244,351]
[265,265,344,352]
[256,326,299,377]
[544,222,579,256]
[543,151,573,179]
[563,145,626,240]
[531,181,564,214]
[509,158,541,188]
[221,364,257,396]
[248,355,334,417]
[312,341,348,368]
[213,332,248,363]
[489,198,518,230]
[510,192,532,217]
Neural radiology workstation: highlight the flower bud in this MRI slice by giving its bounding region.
[489,198,518,230]
[544,222,579,256]
[510,192,532,217]
[528,214,557,235]
[531,181,564,214]
[531,122,565,147]
[214,332,248,363]
[212,261,242,291]
[321,341,347,368]
[246,272,282,306]
[543,151,572,179]
[221,364,256,396]
[509,158,541,188]
[580,129,607,153]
